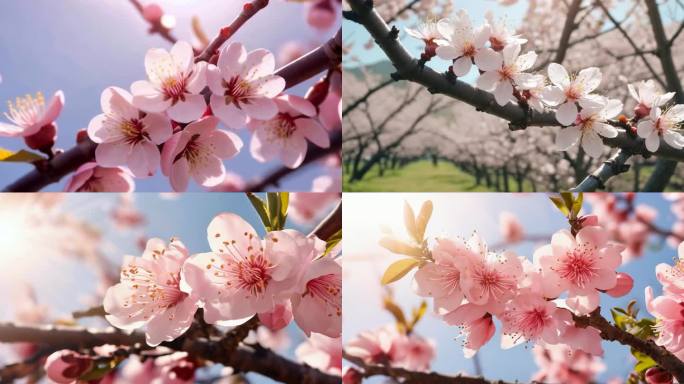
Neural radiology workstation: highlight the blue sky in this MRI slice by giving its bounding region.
[0,0,338,191]
[343,193,679,383]
[0,193,324,383]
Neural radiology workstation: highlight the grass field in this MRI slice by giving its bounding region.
[343,160,496,192]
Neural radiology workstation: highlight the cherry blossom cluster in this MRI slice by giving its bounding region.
[0,38,340,192]
[405,10,684,158]
[531,343,606,384]
[373,199,633,360]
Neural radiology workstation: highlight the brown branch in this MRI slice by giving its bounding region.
[308,200,341,241]
[194,0,270,63]
[343,77,394,117]
[2,27,342,192]
[553,0,583,64]
[572,308,684,383]
[343,351,516,384]
[571,149,632,191]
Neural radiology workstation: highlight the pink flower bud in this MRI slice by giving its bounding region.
[24,123,57,151]
[45,350,93,384]
[606,272,634,298]
[634,103,651,120]
[142,3,164,23]
[307,0,336,30]
[342,367,363,384]
[645,367,673,384]
[258,302,293,331]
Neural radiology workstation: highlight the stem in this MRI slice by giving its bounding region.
[572,308,684,382]
[571,149,632,192]
[128,0,179,45]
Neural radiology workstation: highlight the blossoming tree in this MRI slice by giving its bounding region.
[343,192,684,383]
[0,192,342,383]
[0,0,341,192]
[343,0,684,191]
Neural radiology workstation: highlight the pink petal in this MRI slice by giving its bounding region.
[218,42,247,80]
[206,212,261,256]
[145,295,197,346]
[127,141,160,178]
[209,129,243,158]
[167,94,206,123]
[210,96,248,129]
[131,80,170,113]
[101,87,138,119]
[296,118,330,148]
[64,163,97,191]
[161,132,183,176]
[556,101,578,126]
[103,283,148,330]
[576,226,608,248]
[284,95,317,117]
[95,141,131,167]
[170,41,194,74]
[0,122,25,137]
[250,125,279,162]
[186,62,207,94]
[170,157,191,192]
[191,154,226,187]
[35,90,64,128]
[242,97,279,120]
[280,134,308,168]
[142,112,173,144]
[206,64,225,95]
[251,75,286,98]
[242,48,276,80]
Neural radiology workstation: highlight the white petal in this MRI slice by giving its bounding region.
[664,130,684,149]
[474,48,502,71]
[547,63,570,87]
[476,71,499,91]
[636,120,655,138]
[452,57,472,76]
[556,126,580,150]
[581,130,604,158]
[594,123,618,138]
[555,102,578,126]
[436,45,459,60]
[541,86,565,106]
[493,81,514,106]
[645,131,660,152]
[576,67,602,93]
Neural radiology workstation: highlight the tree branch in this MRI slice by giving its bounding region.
[572,308,684,383]
[343,351,516,384]
[128,0,179,45]
[571,149,632,191]
[2,27,342,192]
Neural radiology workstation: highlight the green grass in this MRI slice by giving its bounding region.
[344,160,496,192]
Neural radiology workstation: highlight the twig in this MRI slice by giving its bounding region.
[571,149,632,191]
[128,0,179,45]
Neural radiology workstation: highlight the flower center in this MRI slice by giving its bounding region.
[232,254,273,295]
[303,273,341,317]
[120,118,149,145]
[498,65,515,81]
[121,263,186,319]
[555,246,598,288]
[174,134,207,166]
[462,42,476,57]
[472,264,515,301]
[161,75,189,105]
[5,92,45,126]
[222,76,253,106]
[565,85,583,102]
[268,113,297,139]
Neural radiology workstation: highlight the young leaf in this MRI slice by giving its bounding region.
[381,258,420,285]
[408,300,428,332]
[322,228,342,257]
[267,192,281,230]
[415,200,433,243]
[572,192,583,218]
[0,148,44,163]
[549,196,570,216]
[246,193,272,231]
[379,237,424,258]
[404,201,418,243]
[383,296,408,334]
[632,349,657,373]
[560,192,574,211]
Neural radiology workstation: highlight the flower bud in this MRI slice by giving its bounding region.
[307,0,336,30]
[76,128,89,144]
[342,367,363,384]
[142,3,164,23]
[258,302,293,331]
[578,214,599,228]
[645,367,673,384]
[606,272,634,298]
[24,123,57,151]
[305,79,330,108]
[634,103,651,120]
[45,350,93,384]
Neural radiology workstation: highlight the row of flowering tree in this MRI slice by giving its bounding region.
[0,192,342,383]
[0,0,341,192]
[342,0,684,191]
[343,193,684,383]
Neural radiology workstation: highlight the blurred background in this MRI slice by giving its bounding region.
[0,0,340,191]
[343,192,681,382]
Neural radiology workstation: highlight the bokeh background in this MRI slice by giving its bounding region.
[0,192,338,383]
[343,193,679,383]
[0,0,339,191]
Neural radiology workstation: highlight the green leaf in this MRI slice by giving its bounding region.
[408,301,428,332]
[267,192,281,230]
[572,192,583,218]
[632,349,657,373]
[383,296,408,334]
[322,228,342,257]
[549,196,570,216]
[79,358,117,381]
[381,258,420,285]
[560,192,574,212]
[611,308,629,330]
[379,237,424,258]
[280,192,289,217]
[0,148,44,163]
[246,193,272,231]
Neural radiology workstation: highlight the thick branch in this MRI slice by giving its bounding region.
[571,149,632,191]
[573,308,684,382]
[2,28,342,192]
[553,0,583,64]
[343,351,515,384]
[308,200,341,241]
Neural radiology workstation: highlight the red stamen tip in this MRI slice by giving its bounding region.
[244,2,254,11]
[220,27,231,38]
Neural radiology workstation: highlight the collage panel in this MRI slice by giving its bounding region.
[0,0,341,192]
[343,192,684,383]
[0,192,341,383]
[342,0,684,192]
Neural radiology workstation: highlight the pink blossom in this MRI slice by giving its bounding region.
[318,89,341,131]
[636,101,684,152]
[291,258,342,338]
[295,333,342,375]
[499,211,524,243]
[390,333,436,372]
[307,0,338,30]
[460,313,496,358]
[646,285,684,355]
[655,242,684,296]
[344,325,395,365]
[500,293,570,348]
[413,238,469,314]
[258,301,293,331]
[208,42,285,129]
[160,116,242,192]
[476,44,537,106]
[131,41,207,123]
[534,226,623,315]
[104,238,199,346]
[532,343,605,384]
[181,213,314,324]
[0,90,64,137]
[64,162,135,192]
[289,178,340,224]
[117,353,196,384]
[484,11,527,50]
[249,95,330,169]
[543,64,603,126]
[88,87,172,178]
[628,80,674,119]
[207,171,246,192]
[44,350,93,384]
[111,195,145,229]
[555,97,621,158]
[245,327,291,351]
[435,10,491,76]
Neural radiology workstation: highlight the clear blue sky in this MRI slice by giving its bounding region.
[343,193,678,383]
[0,0,339,191]
[0,193,323,383]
